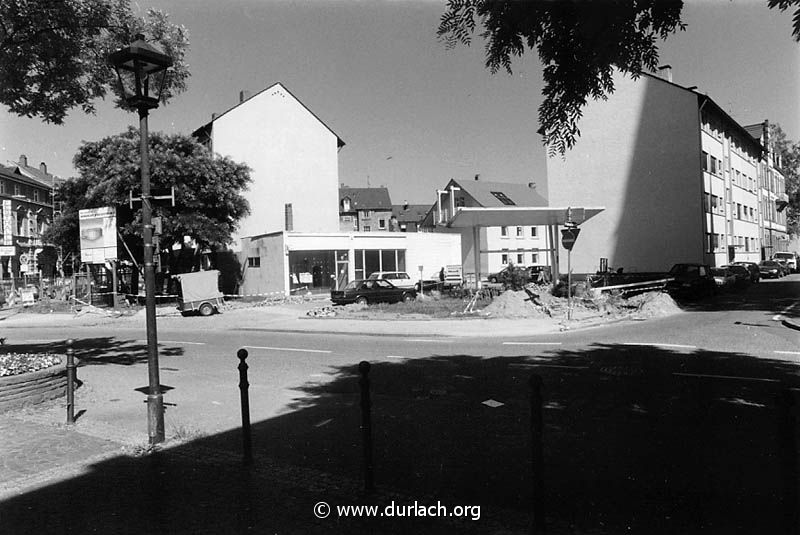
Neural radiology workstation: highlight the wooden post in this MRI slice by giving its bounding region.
[238,348,253,465]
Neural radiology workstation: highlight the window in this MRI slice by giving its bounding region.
[0,181,4,194]
[455,197,466,207]
[13,184,20,196]
[516,226,523,237]
[500,226,508,237]
[703,192,710,212]
[517,253,524,264]
[490,191,516,205]
[342,198,351,211]
[247,257,260,268]
[530,227,538,237]
[33,190,40,202]
[342,216,351,222]
[379,219,386,230]
[702,151,709,172]
[501,253,508,265]
[363,225,371,232]
[531,253,539,264]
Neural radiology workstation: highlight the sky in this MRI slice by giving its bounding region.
[0,0,798,206]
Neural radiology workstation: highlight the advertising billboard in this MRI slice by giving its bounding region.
[79,207,118,263]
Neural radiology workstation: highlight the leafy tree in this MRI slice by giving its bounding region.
[770,123,800,236]
[44,127,252,272]
[0,0,189,124]
[438,1,800,155]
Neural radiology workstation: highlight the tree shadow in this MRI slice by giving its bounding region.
[2,343,799,534]
[0,337,185,366]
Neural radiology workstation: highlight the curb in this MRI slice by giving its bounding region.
[782,318,800,332]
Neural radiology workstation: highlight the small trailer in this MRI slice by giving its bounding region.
[175,270,224,316]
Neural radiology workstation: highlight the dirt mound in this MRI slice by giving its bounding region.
[626,291,682,318]
[481,289,551,318]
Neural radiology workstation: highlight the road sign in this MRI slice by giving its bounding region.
[561,228,581,250]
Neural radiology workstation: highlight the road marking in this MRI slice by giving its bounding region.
[503,342,562,346]
[385,355,408,359]
[408,339,448,343]
[314,418,333,428]
[20,339,65,343]
[245,345,331,354]
[137,339,206,346]
[673,372,780,383]
[774,350,800,356]
[623,342,697,349]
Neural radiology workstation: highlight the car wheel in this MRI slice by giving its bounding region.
[402,293,414,303]
[356,296,368,306]
[198,302,214,316]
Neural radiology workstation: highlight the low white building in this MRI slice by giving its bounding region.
[240,231,461,296]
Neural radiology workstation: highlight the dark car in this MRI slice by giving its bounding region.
[664,263,716,299]
[731,261,760,283]
[331,279,416,305]
[722,264,751,287]
[487,265,531,285]
[759,260,782,279]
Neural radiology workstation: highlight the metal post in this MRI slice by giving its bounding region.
[238,348,253,465]
[567,248,572,320]
[66,339,76,424]
[530,374,545,534]
[358,361,374,492]
[140,107,164,445]
[111,259,118,310]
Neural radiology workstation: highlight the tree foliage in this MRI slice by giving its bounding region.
[438,0,686,155]
[770,123,800,236]
[768,0,800,41]
[0,0,190,124]
[44,128,251,266]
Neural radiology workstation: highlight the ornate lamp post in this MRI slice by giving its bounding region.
[109,34,173,444]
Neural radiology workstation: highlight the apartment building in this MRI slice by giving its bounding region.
[338,187,394,232]
[547,67,780,275]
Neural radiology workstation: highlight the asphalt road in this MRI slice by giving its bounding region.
[4,275,798,444]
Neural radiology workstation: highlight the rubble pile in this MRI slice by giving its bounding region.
[481,286,681,322]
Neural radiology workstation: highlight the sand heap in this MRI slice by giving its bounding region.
[481,287,681,321]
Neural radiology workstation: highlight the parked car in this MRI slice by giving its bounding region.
[664,263,716,299]
[711,267,737,289]
[331,279,416,305]
[367,271,415,288]
[722,264,751,287]
[759,260,783,279]
[773,252,798,273]
[487,265,531,285]
[731,261,760,283]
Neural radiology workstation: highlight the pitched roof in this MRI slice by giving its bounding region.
[391,203,432,222]
[6,160,64,189]
[192,82,345,148]
[452,179,548,207]
[339,187,393,210]
[0,164,60,190]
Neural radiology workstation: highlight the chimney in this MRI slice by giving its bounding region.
[403,200,409,211]
[39,162,47,175]
[474,174,480,181]
[657,64,673,83]
[18,154,27,167]
[528,182,536,189]
[284,203,293,231]
[239,90,252,103]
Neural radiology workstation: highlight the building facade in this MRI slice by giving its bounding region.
[420,178,551,277]
[391,203,431,232]
[193,83,345,245]
[0,155,61,280]
[338,187,394,232]
[547,69,782,275]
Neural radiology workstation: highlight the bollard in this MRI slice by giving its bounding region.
[777,387,798,534]
[529,374,545,534]
[238,348,253,465]
[359,361,374,492]
[66,339,76,424]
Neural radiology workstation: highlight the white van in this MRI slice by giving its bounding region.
[773,252,798,273]
[366,271,415,288]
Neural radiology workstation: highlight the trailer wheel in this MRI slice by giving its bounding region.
[198,302,215,316]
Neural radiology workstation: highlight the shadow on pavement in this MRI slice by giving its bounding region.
[1,337,185,366]
[2,343,799,534]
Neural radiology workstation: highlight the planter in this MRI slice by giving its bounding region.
[0,358,75,412]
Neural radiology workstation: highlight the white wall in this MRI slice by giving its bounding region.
[212,84,341,243]
[547,73,703,275]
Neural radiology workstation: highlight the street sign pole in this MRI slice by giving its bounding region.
[560,225,581,321]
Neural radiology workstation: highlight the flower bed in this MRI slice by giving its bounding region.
[0,353,72,412]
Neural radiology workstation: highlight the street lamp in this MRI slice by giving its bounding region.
[110,34,173,445]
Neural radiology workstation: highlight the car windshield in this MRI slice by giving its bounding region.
[669,264,698,276]
[774,253,794,259]
[344,280,363,290]
[761,261,778,266]
[710,268,727,275]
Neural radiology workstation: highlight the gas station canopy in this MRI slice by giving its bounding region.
[444,206,605,228]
